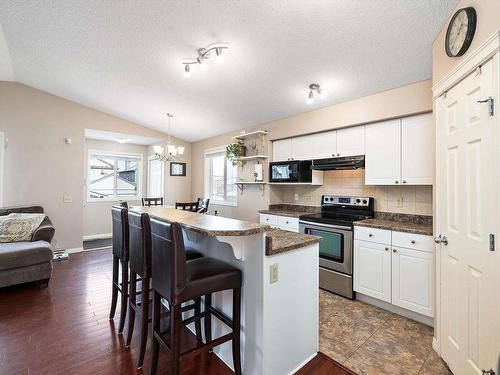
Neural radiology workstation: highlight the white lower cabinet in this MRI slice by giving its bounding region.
[354,227,434,317]
[259,214,299,232]
[354,240,392,302]
[391,246,433,317]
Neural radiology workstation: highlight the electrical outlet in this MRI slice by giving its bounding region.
[270,263,279,284]
[63,195,72,203]
[304,195,313,203]
[294,193,299,202]
[396,196,403,208]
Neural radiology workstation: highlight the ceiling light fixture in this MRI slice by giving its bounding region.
[153,113,185,162]
[182,42,230,77]
[306,83,327,104]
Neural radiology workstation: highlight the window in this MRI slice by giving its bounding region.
[87,151,142,201]
[204,148,237,206]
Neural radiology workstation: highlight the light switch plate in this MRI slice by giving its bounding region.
[304,195,313,203]
[294,193,299,202]
[270,263,279,284]
[63,195,72,203]
[396,197,403,207]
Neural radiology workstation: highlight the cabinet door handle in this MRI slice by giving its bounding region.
[368,234,373,237]
[402,180,407,184]
[385,247,389,251]
[411,240,416,244]
[393,249,397,253]
[395,180,399,184]
[337,153,340,156]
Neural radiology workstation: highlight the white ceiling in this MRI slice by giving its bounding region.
[85,129,161,145]
[0,1,457,142]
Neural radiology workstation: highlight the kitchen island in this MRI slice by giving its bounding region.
[130,206,320,375]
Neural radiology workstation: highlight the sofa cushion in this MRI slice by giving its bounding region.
[0,241,53,271]
[0,213,46,243]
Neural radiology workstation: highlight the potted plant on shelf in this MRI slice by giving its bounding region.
[225,140,247,167]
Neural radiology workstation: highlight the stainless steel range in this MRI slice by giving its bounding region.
[299,195,374,299]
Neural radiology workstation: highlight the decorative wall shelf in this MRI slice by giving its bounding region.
[238,155,268,161]
[232,130,268,140]
[268,182,323,186]
[235,181,266,195]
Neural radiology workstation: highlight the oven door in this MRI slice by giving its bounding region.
[299,221,352,275]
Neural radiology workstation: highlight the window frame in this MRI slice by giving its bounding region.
[204,146,238,207]
[86,149,143,203]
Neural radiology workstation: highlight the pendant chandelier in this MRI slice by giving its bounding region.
[153,113,184,162]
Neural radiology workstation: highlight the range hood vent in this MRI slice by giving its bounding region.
[311,155,365,171]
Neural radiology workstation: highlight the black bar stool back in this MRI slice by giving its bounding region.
[109,206,129,334]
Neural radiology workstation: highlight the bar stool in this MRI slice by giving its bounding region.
[126,211,204,369]
[149,219,242,375]
[175,201,199,212]
[142,197,163,206]
[109,206,129,334]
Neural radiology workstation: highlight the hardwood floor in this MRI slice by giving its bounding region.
[0,248,350,375]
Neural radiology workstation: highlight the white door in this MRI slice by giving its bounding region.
[391,246,433,317]
[147,157,164,198]
[0,132,4,206]
[272,139,292,161]
[365,119,401,185]
[353,240,392,302]
[311,130,337,159]
[401,113,434,185]
[436,58,499,375]
[291,134,314,160]
[336,125,365,157]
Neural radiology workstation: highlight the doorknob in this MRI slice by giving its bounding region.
[434,235,449,246]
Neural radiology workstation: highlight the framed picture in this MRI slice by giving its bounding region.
[170,162,186,176]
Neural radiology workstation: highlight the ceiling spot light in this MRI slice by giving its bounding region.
[215,48,225,64]
[306,83,327,104]
[181,42,230,77]
[183,64,191,78]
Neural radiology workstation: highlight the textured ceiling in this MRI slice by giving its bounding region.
[0,1,457,142]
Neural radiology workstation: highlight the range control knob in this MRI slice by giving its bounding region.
[362,199,367,204]
[356,199,361,204]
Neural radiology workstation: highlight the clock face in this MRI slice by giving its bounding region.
[445,7,477,58]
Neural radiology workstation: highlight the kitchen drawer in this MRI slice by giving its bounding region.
[260,214,278,226]
[354,226,391,244]
[277,216,299,230]
[392,231,434,253]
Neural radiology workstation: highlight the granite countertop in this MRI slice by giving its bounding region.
[259,204,320,218]
[354,218,433,236]
[259,209,304,218]
[130,206,269,237]
[265,229,321,256]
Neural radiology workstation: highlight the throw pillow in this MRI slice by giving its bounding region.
[0,213,46,243]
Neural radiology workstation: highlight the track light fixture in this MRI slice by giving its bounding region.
[306,83,327,104]
[182,43,229,77]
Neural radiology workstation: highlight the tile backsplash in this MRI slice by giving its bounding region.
[269,169,433,216]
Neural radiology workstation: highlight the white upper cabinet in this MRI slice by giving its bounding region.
[337,126,365,157]
[365,119,401,185]
[310,130,337,159]
[291,134,315,160]
[401,114,434,185]
[272,138,292,161]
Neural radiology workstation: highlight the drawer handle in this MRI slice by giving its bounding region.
[411,240,416,244]
[368,234,373,237]
[385,247,389,251]
[393,249,397,253]
[285,221,289,224]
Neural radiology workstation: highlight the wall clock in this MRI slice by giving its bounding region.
[445,7,477,58]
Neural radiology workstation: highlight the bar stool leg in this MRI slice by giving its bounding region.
[109,255,119,320]
[171,304,182,375]
[149,291,161,375]
[125,272,137,348]
[118,260,128,334]
[232,288,242,375]
[204,293,212,344]
[194,297,202,344]
[137,277,150,369]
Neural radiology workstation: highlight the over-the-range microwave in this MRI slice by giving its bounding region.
[269,160,312,183]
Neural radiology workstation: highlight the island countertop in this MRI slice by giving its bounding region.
[265,229,321,256]
[130,206,269,237]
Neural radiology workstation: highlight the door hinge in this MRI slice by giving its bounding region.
[477,96,494,116]
[490,234,495,251]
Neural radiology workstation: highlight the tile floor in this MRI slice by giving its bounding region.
[319,290,453,375]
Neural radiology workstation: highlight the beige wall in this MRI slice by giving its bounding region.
[83,139,149,238]
[191,80,433,223]
[0,82,191,250]
[433,0,500,84]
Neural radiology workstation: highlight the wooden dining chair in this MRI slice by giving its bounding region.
[196,198,210,213]
[175,201,199,212]
[142,197,163,207]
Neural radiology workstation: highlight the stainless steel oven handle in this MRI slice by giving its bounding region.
[299,220,352,231]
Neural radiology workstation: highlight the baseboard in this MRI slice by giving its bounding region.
[66,247,83,254]
[432,337,440,355]
[83,233,112,241]
[356,293,434,327]
[288,352,317,375]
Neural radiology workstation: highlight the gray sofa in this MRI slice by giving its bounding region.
[0,206,55,288]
